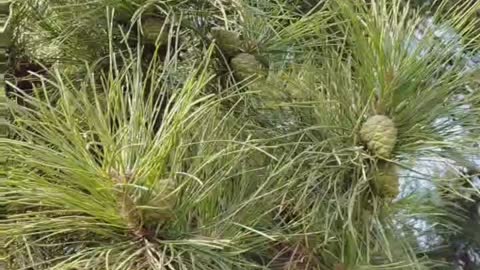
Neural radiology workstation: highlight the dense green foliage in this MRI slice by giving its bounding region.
[2,0,480,269]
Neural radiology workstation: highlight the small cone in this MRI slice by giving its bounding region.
[230,53,265,81]
[142,179,175,223]
[142,17,169,45]
[360,115,397,158]
[373,162,400,200]
[211,27,241,57]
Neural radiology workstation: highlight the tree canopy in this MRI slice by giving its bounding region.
[1,0,480,269]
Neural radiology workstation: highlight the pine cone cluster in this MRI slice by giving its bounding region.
[360,115,397,158]
[211,28,266,81]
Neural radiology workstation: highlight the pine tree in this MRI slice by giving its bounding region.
[1,0,480,269]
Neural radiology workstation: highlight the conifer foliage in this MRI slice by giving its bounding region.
[1,0,480,269]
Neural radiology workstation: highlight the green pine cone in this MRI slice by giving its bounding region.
[142,17,169,45]
[230,53,265,81]
[373,163,400,200]
[142,179,175,223]
[360,115,397,158]
[211,27,241,57]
